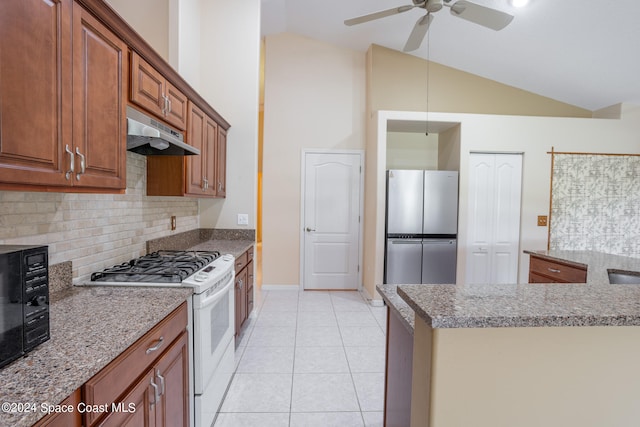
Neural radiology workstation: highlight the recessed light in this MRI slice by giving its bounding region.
[509,0,530,7]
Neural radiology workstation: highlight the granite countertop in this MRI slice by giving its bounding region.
[0,286,192,427]
[188,239,254,259]
[376,284,415,335]
[396,250,640,329]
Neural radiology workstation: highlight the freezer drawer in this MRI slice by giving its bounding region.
[421,239,457,284]
[385,238,422,284]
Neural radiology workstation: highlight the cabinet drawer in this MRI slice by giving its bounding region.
[529,256,587,283]
[235,250,248,272]
[83,302,188,425]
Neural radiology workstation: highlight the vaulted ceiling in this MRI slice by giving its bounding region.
[261,0,640,111]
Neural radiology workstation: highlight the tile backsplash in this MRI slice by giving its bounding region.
[0,153,199,282]
[550,154,640,258]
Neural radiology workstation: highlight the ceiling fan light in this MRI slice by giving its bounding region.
[509,0,529,7]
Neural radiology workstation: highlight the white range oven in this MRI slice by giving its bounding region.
[89,250,236,427]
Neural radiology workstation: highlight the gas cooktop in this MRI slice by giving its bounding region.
[90,250,220,283]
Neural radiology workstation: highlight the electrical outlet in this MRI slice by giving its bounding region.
[237,213,249,226]
[537,215,548,227]
[171,215,177,230]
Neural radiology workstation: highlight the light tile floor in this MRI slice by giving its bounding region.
[214,289,387,427]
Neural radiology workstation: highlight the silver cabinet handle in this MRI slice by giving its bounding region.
[204,177,209,190]
[306,227,316,232]
[167,96,172,114]
[547,268,561,273]
[75,147,85,180]
[218,181,222,191]
[65,144,74,180]
[156,369,165,396]
[161,94,168,115]
[150,380,159,408]
[146,336,164,354]
[202,176,207,190]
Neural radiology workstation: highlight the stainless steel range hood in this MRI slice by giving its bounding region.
[126,106,199,156]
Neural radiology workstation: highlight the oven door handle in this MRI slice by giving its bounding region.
[193,271,235,310]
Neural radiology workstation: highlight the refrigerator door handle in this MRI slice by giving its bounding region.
[422,239,456,244]
[388,239,422,244]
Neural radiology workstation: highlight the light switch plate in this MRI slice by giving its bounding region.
[237,213,249,226]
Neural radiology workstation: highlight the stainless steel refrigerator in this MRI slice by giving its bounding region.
[384,170,459,284]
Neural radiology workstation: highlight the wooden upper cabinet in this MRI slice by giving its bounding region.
[147,101,224,198]
[130,52,187,131]
[186,102,207,196]
[0,0,72,188]
[216,127,227,197]
[0,0,126,191]
[72,2,127,189]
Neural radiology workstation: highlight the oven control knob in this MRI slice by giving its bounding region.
[222,254,233,262]
[194,273,207,282]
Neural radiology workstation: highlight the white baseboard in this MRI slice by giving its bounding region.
[260,284,301,291]
[360,287,384,307]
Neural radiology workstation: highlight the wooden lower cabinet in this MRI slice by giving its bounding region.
[83,302,189,427]
[528,255,587,283]
[234,247,254,337]
[97,332,189,427]
[32,389,82,427]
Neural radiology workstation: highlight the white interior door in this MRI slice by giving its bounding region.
[302,152,362,290]
[466,153,522,284]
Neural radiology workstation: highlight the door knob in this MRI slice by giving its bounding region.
[306,227,316,232]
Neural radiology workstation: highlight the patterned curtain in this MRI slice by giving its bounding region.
[550,154,640,258]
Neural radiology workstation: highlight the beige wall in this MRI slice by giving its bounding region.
[262,37,597,291]
[197,0,260,230]
[105,0,170,61]
[386,132,439,170]
[106,0,260,231]
[262,33,366,287]
[363,108,640,298]
[411,318,640,426]
[369,45,592,118]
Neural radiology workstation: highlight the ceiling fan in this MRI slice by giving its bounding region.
[344,0,514,52]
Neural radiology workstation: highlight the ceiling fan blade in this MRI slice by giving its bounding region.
[448,0,513,30]
[403,13,434,52]
[344,3,422,26]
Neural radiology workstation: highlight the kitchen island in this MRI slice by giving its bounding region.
[379,250,640,427]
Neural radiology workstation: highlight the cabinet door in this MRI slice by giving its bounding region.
[164,81,188,131]
[0,0,72,187]
[97,371,156,427]
[72,3,127,189]
[130,53,165,119]
[33,388,82,427]
[185,102,206,196]
[246,260,254,315]
[235,268,249,336]
[155,331,189,427]
[216,127,227,197]
[204,115,219,197]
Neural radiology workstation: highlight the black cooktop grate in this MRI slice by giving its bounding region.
[90,250,220,283]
